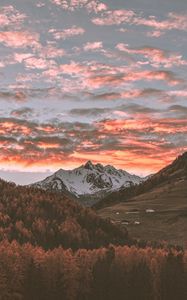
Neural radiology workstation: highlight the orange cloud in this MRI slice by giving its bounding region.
[0,116,186,175]
[99,118,187,134]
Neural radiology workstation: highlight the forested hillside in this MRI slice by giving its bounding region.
[0,179,129,250]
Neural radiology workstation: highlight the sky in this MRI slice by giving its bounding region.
[0,0,187,184]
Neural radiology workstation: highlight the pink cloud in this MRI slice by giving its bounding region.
[86,70,181,89]
[0,6,26,28]
[0,31,40,49]
[41,59,182,93]
[14,53,33,63]
[59,61,88,75]
[120,90,143,99]
[83,41,103,51]
[39,45,66,58]
[0,61,5,68]
[86,1,108,13]
[42,68,61,78]
[134,13,187,32]
[168,90,187,97]
[92,9,135,25]
[133,12,187,35]
[147,30,164,37]
[51,0,107,13]
[116,44,187,68]
[24,57,56,70]
[92,9,187,36]
[49,26,85,40]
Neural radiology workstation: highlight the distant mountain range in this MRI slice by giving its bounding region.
[31,161,145,206]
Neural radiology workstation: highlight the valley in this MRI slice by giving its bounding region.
[98,173,187,246]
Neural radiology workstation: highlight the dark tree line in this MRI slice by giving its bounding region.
[0,241,187,300]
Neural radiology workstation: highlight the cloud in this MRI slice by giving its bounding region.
[98,118,187,134]
[92,9,187,36]
[146,30,164,38]
[116,44,187,68]
[83,41,103,51]
[51,0,107,13]
[36,2,46,8]
[14,53,33,63]
[14,53,56,70]
[39,45,66,58]
[168,90,187,97]
[24,56,56,70]
[11,108,34,118]
[86,1,108,13]
[0,31,40,49]
[49,26,85,40]
[92,9,135,25]
[69,103,158,120]
[42,59,183,94]
[0,87,62,103]
[0,1,186,177]
[0,115,186,174]
[0,5,26,29]
[86,69,182,88]
[133,12,187,33]
[168,105,187,118]
[0,90,27,102]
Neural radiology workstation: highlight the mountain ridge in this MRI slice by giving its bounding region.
[95,151,187,209]
[31,160,145,206]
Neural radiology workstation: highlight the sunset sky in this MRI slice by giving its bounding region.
[0,0,187,184]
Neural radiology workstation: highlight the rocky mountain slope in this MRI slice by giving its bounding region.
[31,161,144,206]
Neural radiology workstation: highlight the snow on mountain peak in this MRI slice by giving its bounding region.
[31,161,145,205]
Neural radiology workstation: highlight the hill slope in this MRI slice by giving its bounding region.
[96,152,187,209]
[98,152,187,246]
[0,179,130,250]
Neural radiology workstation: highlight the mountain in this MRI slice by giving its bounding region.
[31,161,144,206]
[98,152,187,246]
[0,178,130,250]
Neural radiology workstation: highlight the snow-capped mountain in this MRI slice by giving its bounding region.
[31,161,145,206]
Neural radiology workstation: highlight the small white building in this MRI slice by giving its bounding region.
[146,209,155,213]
